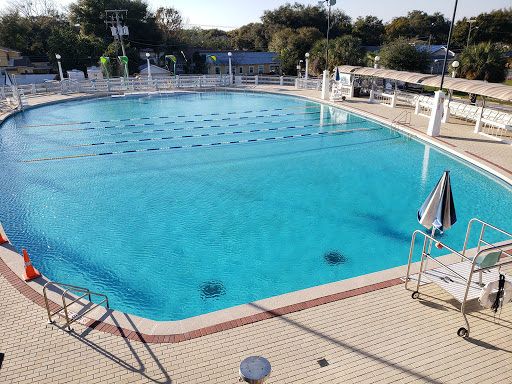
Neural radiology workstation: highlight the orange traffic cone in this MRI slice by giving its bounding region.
[22,249,41,281]
[0,232,7,244]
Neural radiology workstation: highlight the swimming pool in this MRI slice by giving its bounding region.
[1,91,511,320]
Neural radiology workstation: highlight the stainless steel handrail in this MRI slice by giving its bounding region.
[43,281,109,332]
[462,218,512,257]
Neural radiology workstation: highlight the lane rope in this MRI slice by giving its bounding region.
[20,126,381,163]
[50,111,326,133]
[19,105,321,128]
[5,119,373,153]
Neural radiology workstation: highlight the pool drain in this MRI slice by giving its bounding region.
[199,280,226,300]
[323,250,347,266]
[317,358,329,367]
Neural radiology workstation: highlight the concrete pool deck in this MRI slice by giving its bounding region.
[1,85,512,383]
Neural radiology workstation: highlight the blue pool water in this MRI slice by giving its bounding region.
[0,91,511,321]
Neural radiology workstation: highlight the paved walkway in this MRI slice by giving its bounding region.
[1,86,512,383]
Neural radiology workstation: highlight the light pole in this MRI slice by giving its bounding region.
[305,52,309,80]
[428,0,458,137]
[55,54,64,81]
[439,0,458,91]
[467,19,477,47]
[444,60,459,122]
[146,52,152,81]
[451,60,459,78]
[228,52,232,85]
[434,59,439,75]
[374,55,380,69]
[297,60,303,77]
[320,0,336,72]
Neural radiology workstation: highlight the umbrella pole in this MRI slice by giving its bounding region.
[423,227,436,273]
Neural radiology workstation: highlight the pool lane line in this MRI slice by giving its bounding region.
[2,117,370,150]
[50,111,329,133]
[18,122,377,153]
[2,117,325,148]
[19,105,321,128]
[20,126,381,163]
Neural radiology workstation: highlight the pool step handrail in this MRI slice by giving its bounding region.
[392,110,411,125]
[43,281,109,332]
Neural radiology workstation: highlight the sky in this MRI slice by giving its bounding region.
[7,0,512,30]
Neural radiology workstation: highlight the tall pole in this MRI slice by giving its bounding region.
[115,12,127,57]
[324,1,331,71]
[228,52,232,85]
[466,20,477,47]
[305,52,309,80]
[146,52,152,81]
[439,0,458,91]
[56,54,64,81]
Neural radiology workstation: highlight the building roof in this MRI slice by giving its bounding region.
[139,64,171,74]
[416,45,455,60]
[0,46,20,53]
[203,52,278,66]
[12,56,35,68]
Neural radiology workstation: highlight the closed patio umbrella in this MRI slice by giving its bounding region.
[417,170,457,266]
[418,170,457,233]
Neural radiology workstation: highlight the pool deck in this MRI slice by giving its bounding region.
[1,85,512,383]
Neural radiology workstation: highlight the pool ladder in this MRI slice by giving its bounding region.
[392,110,411,125]
[43,281,109,332]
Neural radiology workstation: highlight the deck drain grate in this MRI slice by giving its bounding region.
[324,250,347,266]
[317,358,329,367]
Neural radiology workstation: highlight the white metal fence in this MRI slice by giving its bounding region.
[295,78,323,90]
[0,74,302,104]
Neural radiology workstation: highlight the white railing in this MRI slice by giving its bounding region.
[234,75,296,86]
[0,74,300,104]
[370,90,396,108]
[480,119,512,142]
[414,95,434,117]
[296,78,322,90]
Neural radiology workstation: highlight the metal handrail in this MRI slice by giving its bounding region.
[462,218,512,257]
[43,281,109,332]
[392,110,411,125]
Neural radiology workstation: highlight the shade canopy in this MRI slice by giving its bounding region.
[418,170,457,232]
[335,65,512,101]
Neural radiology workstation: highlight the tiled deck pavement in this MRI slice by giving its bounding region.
[2,261,512,384]
[1,85,512,383]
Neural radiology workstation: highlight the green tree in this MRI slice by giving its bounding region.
[385,10,449,45]
[379,37,430,72]
[329,35,366,66]
[47,26,106,75]
[155,6,183,42]
[456,42,506,82]
[385,16,410,42]
[181,28,232,50]
[352,16,385,46]
[0,9,70,56]
[261,2,350,43]
[100,42,140,76]
[230,23,267,51]
[268,27,322,74]
[451,9,512,48]
[0,11,33,54]
[69,0,161,46]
